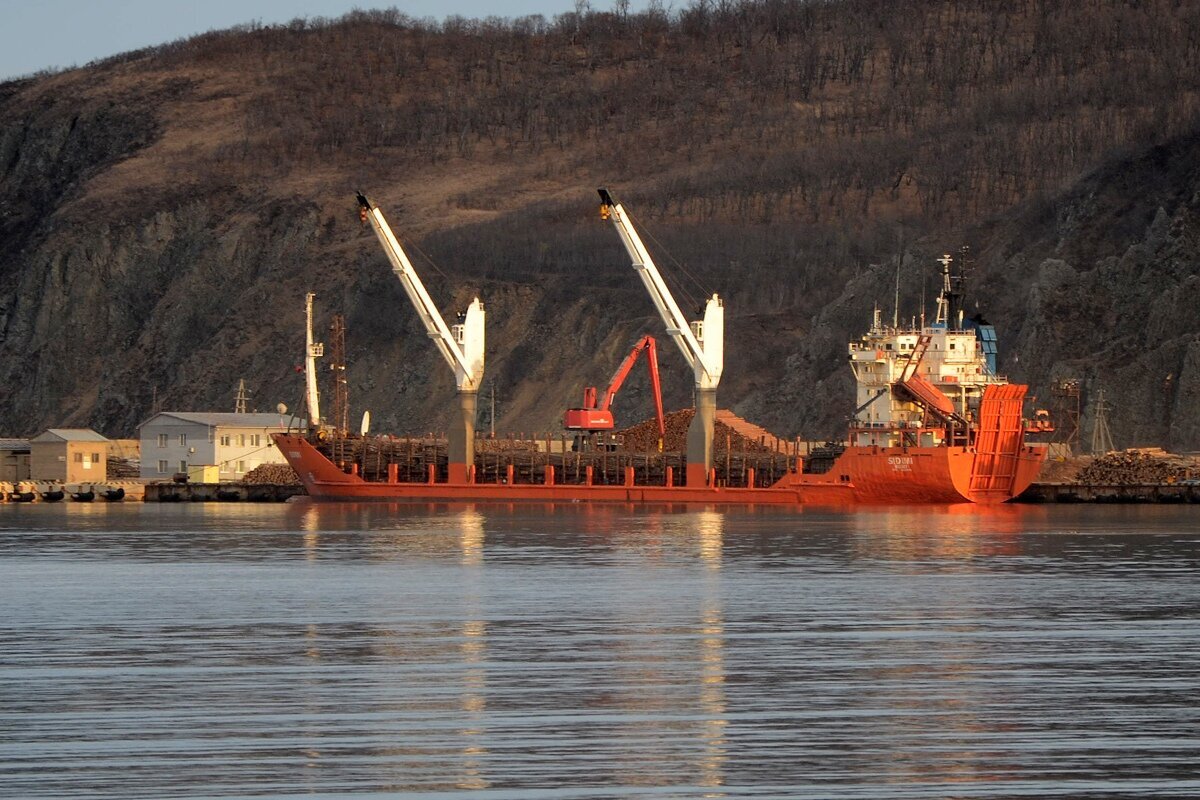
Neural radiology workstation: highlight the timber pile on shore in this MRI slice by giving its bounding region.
[1073,449,1197,485]
[1039,450,1199,485]
[242,463,300,485]
[106,456,140,479]
[1037,456,1092,483]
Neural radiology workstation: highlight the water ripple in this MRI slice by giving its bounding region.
[1,503,1197,798]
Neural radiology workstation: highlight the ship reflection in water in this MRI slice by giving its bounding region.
[1,502,1198,798]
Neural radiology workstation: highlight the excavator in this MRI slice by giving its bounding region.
[564,335,666,451]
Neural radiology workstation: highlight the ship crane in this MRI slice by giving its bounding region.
[598,188,723,486]
[356,193,484,483]
[564,334,666,450]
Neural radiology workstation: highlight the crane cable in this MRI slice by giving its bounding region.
[623,207,715,312]
[396,231,452,282]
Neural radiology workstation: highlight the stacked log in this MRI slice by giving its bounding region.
[1036,456,1092,483]
[105,456,140,479]
[616,409,693,452]
[243,463,300,485]
[477,437,540,453]
[616,409,786,454]
[1073,451,1194,486]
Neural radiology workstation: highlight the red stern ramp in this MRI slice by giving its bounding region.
[966,384,1044,503]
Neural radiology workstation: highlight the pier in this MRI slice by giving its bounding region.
[143,483,305,502]
[1020,482,1200,503]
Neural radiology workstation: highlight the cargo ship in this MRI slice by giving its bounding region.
[274,191,1044,505]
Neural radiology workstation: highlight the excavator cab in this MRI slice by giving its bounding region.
[563,335,665,451]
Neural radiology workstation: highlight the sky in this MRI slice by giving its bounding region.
[0,0,629,81]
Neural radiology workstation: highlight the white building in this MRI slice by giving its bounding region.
[138,412,305,481]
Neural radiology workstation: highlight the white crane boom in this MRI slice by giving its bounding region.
[597,188,722,390]
[356,193,484,392]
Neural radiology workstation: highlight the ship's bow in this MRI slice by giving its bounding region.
[272,433,363,497]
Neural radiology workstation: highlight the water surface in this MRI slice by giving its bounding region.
[1,502,1197,798]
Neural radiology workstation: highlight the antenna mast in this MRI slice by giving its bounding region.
[330,314,349,437]
[892,229,905,329]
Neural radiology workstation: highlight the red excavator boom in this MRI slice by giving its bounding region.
[564,335,665,440]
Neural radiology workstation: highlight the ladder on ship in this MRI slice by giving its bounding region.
[898,334,932,383]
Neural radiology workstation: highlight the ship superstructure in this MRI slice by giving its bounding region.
[848,254,1004,448]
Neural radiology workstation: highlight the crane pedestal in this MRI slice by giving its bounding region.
[449,390,477,483]
[687,388,716,487]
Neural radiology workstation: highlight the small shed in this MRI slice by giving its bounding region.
[0,438,31,482]
[30,429,110,482]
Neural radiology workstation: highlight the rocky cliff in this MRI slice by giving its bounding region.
[1,1,1198,448]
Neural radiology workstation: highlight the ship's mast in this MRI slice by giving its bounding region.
[934,254,952,327]
[304,292,324,429]
[892,231,905,330]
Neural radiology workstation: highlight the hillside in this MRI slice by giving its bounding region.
[1,0,1199,447]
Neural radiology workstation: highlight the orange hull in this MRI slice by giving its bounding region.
[272,434,1045,506]
[782,444,1045,504]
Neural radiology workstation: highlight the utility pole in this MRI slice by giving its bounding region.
[234,379,249,414]
[1091,388,1115,454]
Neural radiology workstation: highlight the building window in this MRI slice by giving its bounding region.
[74,452,83,462]
[237,461,246,473]
[179,434,187,446]
[158,434,168,447]
[219,435,230,447]
[250,434,261,447]
[157,460,168,474]
[179,460,188,473]
[92,452,100,463]
[237,434,246,447]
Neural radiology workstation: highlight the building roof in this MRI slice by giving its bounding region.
[31,428,109,443]
[138,412,306,430]
[0,438,30,451]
